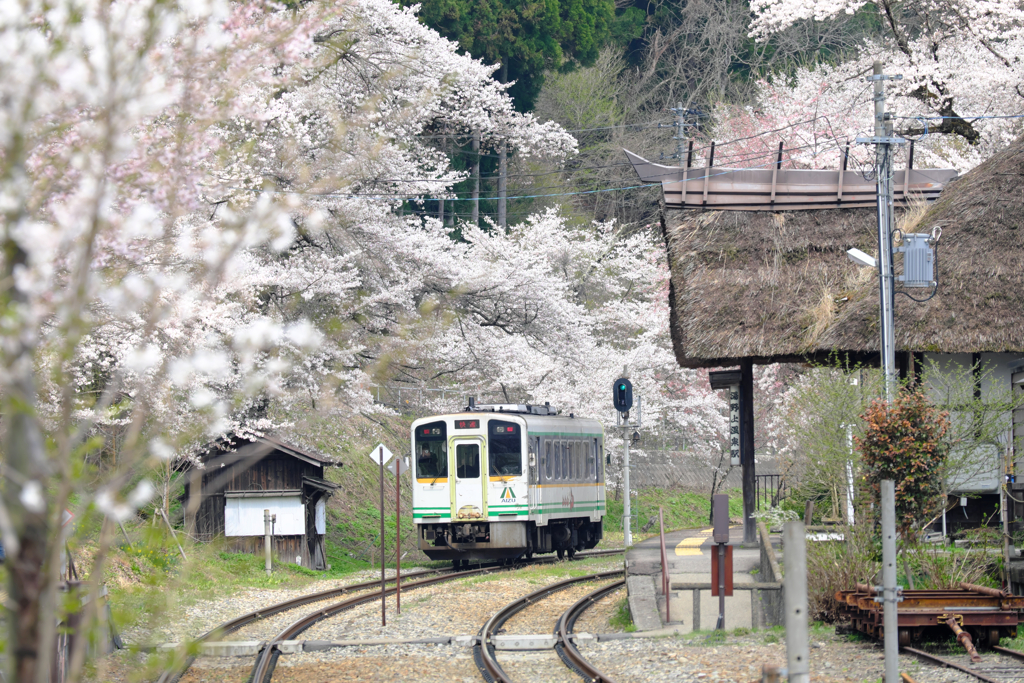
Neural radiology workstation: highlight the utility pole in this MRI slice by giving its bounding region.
[439,126,446,226]
[856,61,905,683]
[471,129,480,226]
[498,140,507,228]
[864,60,902,401]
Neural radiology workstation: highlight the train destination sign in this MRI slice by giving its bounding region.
[454,419,480,430]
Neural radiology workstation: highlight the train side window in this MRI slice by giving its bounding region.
[576,441,583,481]
[545,440,553,480]
[590,439,597,480]
[558,441,566,480]
[571,441,579,480]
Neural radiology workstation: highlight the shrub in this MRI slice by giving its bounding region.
[856,389,949,539]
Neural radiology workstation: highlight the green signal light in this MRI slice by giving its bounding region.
[619,384,626,390]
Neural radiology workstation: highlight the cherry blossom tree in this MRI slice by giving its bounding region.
[730,0,1024,171]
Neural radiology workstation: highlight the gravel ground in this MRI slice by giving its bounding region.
[97,556,1024,683]
[119,567,407,647]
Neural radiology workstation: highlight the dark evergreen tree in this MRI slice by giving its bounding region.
[405,0,622,110]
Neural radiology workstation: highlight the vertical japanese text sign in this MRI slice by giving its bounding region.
[729,385,740,467]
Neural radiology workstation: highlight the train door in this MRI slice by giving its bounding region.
[451,437,486,520]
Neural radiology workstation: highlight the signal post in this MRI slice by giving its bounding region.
[613,374,639,546]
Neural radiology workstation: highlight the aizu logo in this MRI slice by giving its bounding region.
[500,487,516,504]
[561,491,575,509]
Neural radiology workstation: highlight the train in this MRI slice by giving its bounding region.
[411,401,606,567]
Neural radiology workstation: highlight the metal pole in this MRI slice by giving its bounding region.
[396,459,401,615]
[783,520,809,683]
[380,445,386,627]
[264,509,271,577]
[873,60,897,402]
[471,129,480,226]
[881,481,899,683]
[623,421,631,547]
[659,507,669,623]
[717,543,726,630]
[676,101,685,162]
[498,141,507,228]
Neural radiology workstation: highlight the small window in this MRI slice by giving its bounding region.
[590,439,598,480]
[456,443,480,479]
[570,441,577,480]
[415,421,448,480]
[545,440,553,480]
[489,420,522,476]
[560,442,567,480]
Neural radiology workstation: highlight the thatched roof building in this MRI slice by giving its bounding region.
[660,137,1024,369]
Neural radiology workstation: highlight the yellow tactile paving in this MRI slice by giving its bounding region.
[675,527,713,556]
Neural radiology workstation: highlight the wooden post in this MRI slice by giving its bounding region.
[803,500,815,526]
[158,507,187,560]
[784,521,809,683]
[264,509,271,576]
[741,360,756,544]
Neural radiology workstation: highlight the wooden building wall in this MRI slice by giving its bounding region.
[185,450,329,568]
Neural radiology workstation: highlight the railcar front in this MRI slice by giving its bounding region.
[411,403,605,565]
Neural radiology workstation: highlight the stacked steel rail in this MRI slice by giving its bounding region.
[835,582,1024,650]
[476,570,622,683]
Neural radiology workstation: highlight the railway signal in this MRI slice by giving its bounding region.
[612,378,633,413]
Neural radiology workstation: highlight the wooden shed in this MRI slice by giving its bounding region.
[182,434,341,570]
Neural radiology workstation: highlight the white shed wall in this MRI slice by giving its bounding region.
[225,496,304,536]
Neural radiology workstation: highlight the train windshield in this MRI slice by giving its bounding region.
[415,421,448,480]
[488,420,522,476]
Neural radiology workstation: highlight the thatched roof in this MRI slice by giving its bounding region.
[662,137,1024,368]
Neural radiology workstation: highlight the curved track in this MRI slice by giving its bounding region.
[905,645,1024,682]
[475,570,623,683]
[156,568,445,683]
[249,565,492,683]
[555,579,625,683]
[162,548,621,683]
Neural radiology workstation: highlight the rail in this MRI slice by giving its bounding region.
[159,548,624,683]
[155,568,446,683]
[251,566,492,683]
[476,570,623,683]
[555,579,625,683]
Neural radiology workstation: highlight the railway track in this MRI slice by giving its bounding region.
[157,548,623,683]
[905,645,1024,682]
[155,568,445,683]
[475,570,623,683]
[555,578,625,683]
